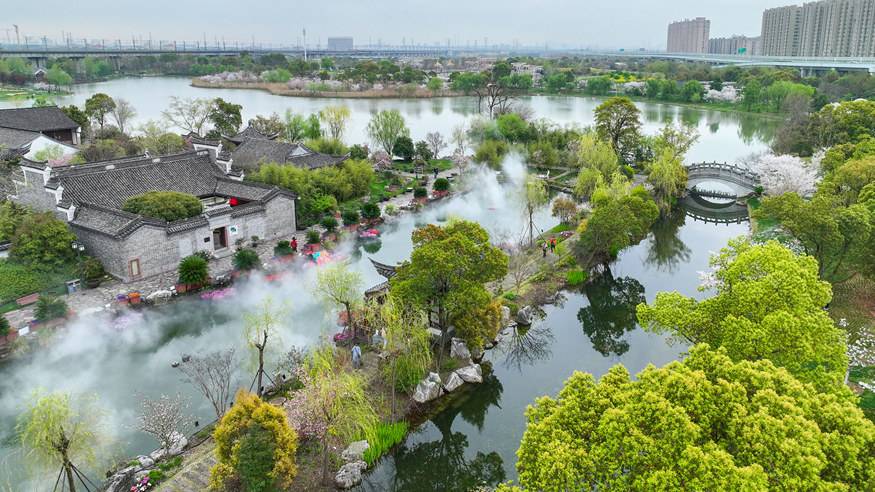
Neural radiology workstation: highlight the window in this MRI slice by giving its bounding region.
[129,259,141,279]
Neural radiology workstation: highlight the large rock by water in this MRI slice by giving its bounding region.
[335,460,367,489]
[501,305,512,326]
[455,364,483,384]
[516,306,534,326]
[341,440,370,463]
[450,338,471,361]
[413,373,442,403]
[443,371,465,392]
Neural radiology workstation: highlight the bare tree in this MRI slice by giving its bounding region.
[425,131,446,159]
[474,83,512,119]
[162,96,214,136]
[244,299,286,398]
[177,349,235,420]
[451,123,468,154]
[111,98,136,134]
[508,247,537,295]
[138,394,189,455]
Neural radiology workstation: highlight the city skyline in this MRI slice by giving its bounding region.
[5,0,795,51]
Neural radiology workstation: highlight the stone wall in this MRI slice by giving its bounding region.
[13,168,57,212]
[264,195,297,238]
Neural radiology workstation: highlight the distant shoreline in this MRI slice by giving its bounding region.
[190,78,468,99]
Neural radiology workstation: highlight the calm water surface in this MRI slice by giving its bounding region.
[0,78,769,490]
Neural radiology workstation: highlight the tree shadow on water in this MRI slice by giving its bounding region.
[645,208,691,274]
[577,269,646,357]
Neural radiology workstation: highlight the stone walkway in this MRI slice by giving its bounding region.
[155,440,218,492]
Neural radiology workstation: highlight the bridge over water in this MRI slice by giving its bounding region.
[685,162,760,199]
[680,194,750,225]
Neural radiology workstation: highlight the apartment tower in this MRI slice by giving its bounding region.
[761,0,875,57]
[667,17,711,53]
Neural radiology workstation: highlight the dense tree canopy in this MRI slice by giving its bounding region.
[9,212,77,271]
[122,191,203,222]
[638,239,848,391]
[594,97,641,164]
[515,344,875,492]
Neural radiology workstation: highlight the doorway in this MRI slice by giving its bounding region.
[212,227,228,250]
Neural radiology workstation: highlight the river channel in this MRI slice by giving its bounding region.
[0,78,776,490]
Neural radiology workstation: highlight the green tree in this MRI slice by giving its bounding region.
[575,184,658,269]
[638,239,848,391]
[178,255,209,285]
[210,390,298,492]
[233,248,261,272]
[243,299,285,398]
[0,200,28,242]
[318,105,351,140]
[391,220,507,359]
[84,93,116,130]
[756,192,872,281]
[584,76,612,95]
[394,135,415,161]
[122,191,203,222]
[651,124,699,160]
[427,76,443,94]
[680,80,704,102]
[576,133,619,180]
[414,140,433,161]
[523,176,549,247]
[473,139,509,168]
[316,263,363,336]
[10,212,76,271]
[17,392,106,492]
[496,113,529,143]
[0,314,8,338]
[594,97,641,164]
[367,109,410,157]
[646,148,687,214]
[60,105,89,136]
[45,66,73,89]
[515,344,875,491]
[136,120,187,155]
[301,345,377,483]
[208,98,243,136]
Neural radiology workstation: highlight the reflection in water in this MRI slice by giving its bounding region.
[577,271,646,357]
[679,107,703,127]
[498,324,555,371]
[645,209,691,273]
[361,371,506,492]
[362,239,383,254]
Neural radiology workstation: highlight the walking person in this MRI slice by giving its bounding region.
[351,344,362,369]
[433,167,439,179]
[542,241,548,258]
[290,236,298,253]
[550,237,557,253]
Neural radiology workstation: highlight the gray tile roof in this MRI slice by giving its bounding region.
[0,107,79,132]
[53,150,296,238]
[227,125,278,144]
[0,127,40,149]
[231,140,348,171]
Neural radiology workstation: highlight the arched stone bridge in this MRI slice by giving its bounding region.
[686,162,760,198]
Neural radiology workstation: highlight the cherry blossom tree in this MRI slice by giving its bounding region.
[138,393,189,455]
[747,153,820,196]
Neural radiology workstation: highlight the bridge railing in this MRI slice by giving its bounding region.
[686,162,760,183]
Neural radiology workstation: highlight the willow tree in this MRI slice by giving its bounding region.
[523,176,549,247]
[391,220,507,366]
[318,105,351,140]
[515,345,875,491]
[316,262,363,336]
[638,239,848,391]
[302,345,377,484]
[17,392,106,492]
[243,298,287,398]
[366,109,409,157]
[646,148,688,214]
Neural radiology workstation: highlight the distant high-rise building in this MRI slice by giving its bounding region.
[327,37,354,51]
[761,0,875,57]
[708,35,762,55]
[667,17,711,53]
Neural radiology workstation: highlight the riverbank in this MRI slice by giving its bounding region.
[190,79,467,99]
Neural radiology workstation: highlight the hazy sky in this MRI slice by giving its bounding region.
[7,0,796,50]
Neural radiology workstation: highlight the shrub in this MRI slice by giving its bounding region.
[342,209,360,226]
[81,257,105,285]
[35,296,67,321]
[9,212,76,271]
[274,240,293,257]
[0,315,9,338]
[384,204,398,216]
[361,202,381,220]
[233,249,260,271]
[433,178,450,192]
[178,255,209,285]
[362,422,408,466]
[305,229,321,244]
[210,391,298,491]
[473,139,509,168]
[413,187,427,199]
[566,269,588,287]
[349,144,368,160]
[394,135,414,161]
[122,191,203,222]
[320,216,338,232]
[0,260,46,302]
[621,164,635,178]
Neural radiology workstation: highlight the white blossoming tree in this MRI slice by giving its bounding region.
[749,153,820,196]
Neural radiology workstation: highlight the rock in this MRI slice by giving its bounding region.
[148,448,165,462]
[443,371,465,392]
[167,431,188,456]
[341,440,370,463]
[516,306,534,326]
[413,374,442,403]
[335,460,367,489]
[136,455,154,468]
[146,289,172,302]
[501,305,512,326]
[455,364,483,384]
[427,372,441,384]
[450,338,471,361]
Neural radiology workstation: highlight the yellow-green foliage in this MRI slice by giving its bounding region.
[210,390,298,491]
[362,421,408,466]
[516,344,875,491]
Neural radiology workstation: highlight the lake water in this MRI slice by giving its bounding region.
[0,78,772,490]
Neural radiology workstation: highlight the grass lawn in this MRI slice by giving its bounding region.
[391,158,453,173]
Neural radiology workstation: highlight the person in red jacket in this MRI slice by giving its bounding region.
[290,236,298,253]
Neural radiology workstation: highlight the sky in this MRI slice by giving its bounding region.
[5,0,797,50]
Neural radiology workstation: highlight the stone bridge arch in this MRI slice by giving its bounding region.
[685,162,760,198]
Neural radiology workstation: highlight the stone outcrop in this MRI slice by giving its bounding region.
[450,337,471,361]
[443,371,465,392]
[412,372,442,403]
[335,460,367,489]
[501,305,512,326]
[341,440,370,463]
[455,364,483,384]
[516,305,535,326]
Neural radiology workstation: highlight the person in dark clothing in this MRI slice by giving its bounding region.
[433,167,439,179]
[542,241,548,257]
[290,236,298,252]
